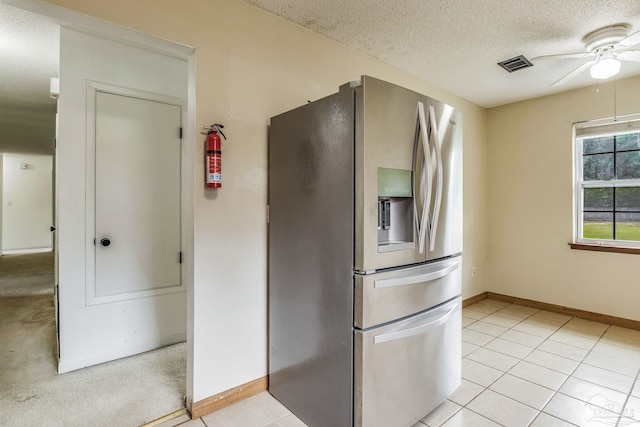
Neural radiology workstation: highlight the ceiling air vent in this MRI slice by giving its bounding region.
[498,55,533,73]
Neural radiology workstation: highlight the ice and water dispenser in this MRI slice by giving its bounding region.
[377,168,414,252]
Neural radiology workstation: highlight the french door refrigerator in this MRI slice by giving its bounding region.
[268,76,463,427]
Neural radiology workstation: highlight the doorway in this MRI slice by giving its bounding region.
[0,1,195,424]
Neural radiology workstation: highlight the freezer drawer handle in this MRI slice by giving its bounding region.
[373,302,458,344]
[373,262,458,289]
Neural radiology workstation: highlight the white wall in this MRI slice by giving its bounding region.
[2,153,53,252]
[42,0,489,404]
[0,154,3,255]
[487,75,640,322]
[56,27,188,372]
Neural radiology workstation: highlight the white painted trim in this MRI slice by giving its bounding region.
[5,0,196,407]
[2,247,52,255]
[58,332,187,374]
[184,51,196,412]
[0,153,3,256]
[580,179,640,188]
[574,129,640,249]
[84,81,187,306]
[575,113,640,137]
[2,0,194,58]
[88,80,189,107]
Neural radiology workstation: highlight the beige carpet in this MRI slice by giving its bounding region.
[0,252,54,296]
[0,281,186,427]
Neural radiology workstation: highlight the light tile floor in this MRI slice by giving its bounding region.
[158,299,640,427]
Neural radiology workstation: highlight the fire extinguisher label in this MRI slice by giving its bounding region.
[205,126,224,188]
[206,153,222,186]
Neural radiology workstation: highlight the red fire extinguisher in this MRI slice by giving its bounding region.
[205,124,226,188]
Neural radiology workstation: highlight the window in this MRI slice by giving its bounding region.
[575,116,640,248]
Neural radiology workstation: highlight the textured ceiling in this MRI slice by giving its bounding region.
[243,0,640,107]
[3,1,640,155]
[0,2,58,155]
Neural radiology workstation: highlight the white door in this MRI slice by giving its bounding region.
[93,90,181,301]
[57,28,187,373]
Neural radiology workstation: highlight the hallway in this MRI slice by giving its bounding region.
[0,253,186,426]
[0,252,54,296]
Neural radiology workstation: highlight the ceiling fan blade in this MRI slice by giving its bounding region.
[551,59,598,87]
[619,29,640,47]
[531,52,589,61]
[617,50,640,62]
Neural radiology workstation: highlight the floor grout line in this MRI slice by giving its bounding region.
[461,303,545,425]
[461,300,640,427]
[533,322,608,425]
[191,300,640,427]
[611,350,640,426]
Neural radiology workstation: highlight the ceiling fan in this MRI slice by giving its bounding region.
[531,24,640,87]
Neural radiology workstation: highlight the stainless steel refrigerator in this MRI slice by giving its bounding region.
[268,76,463,427]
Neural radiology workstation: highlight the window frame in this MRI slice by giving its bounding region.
[574,114,640,249]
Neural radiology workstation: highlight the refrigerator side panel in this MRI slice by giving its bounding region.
[268,88,355,427]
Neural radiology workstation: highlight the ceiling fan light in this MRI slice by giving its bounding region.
[590,58,621,79]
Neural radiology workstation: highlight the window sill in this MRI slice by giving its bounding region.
[569,243,640,255]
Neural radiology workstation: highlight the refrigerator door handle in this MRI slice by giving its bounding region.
[428,105,444,252]
[373,302,458,344]
[373,262,458,289]
[415,101,432,254]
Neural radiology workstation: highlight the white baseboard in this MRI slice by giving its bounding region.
[58,332,186,374]
[2,248,53,255]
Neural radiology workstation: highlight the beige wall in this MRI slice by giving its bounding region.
[487,75,640,322]
[42,0,488,402]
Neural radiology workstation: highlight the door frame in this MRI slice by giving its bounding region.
[4,0,196,407]
[86,81,187,305]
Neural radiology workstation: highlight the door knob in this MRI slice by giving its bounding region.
[100,238,111,247]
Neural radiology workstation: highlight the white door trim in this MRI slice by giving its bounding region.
[85,81,187,306]
[4,0,196,406]
[2,0,193,58]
